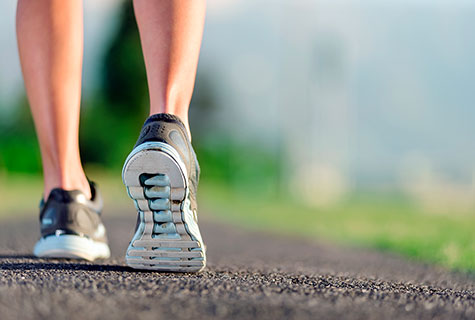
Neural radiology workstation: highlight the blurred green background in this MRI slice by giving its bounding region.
[0,0,474,271]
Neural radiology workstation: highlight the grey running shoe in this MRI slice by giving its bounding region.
[122,113,205,272]
[33,182,111,261]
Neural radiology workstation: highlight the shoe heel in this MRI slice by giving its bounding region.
[122,144,205,272]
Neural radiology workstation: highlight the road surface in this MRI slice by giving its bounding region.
[0,212,473,320]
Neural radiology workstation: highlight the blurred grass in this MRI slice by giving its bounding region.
[199,180,475,273]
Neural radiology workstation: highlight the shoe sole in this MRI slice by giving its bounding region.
[122,141,206,272]
[33,234,111,261]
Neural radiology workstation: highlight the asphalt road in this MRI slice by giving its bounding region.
[0,212,473,320]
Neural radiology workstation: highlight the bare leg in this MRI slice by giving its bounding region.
[16,0,90,200]
[133,0,206,137]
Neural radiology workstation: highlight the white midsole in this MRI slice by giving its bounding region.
[122,141,189,184]
[34,234,111,261]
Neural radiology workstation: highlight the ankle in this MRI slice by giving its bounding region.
[43,172,91,200]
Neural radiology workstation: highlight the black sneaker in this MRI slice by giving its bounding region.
[33,182,111,261]
[122,113,205,272]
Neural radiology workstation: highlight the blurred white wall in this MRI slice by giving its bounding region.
[200,0,475,206]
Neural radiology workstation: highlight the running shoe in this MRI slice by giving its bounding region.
[122,113,206,272]
[33,182,111,261]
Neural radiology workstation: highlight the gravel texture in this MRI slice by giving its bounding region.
[0,213,473,320]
